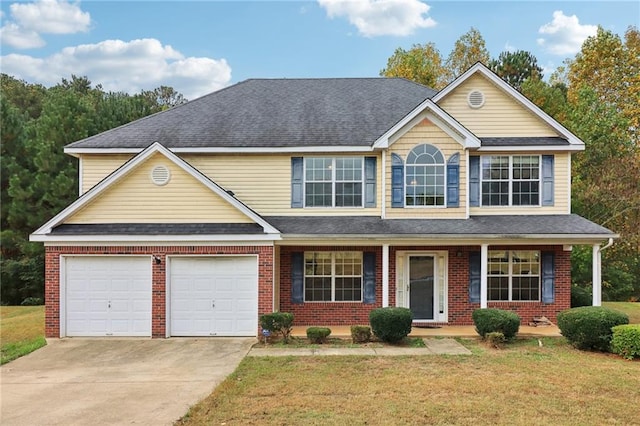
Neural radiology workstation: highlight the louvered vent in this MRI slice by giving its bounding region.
[467,90,485,108]
[150,165,170,186]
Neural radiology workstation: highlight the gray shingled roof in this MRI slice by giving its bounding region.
[51,223,265,235]
[481,137,569,146]
[264,215,615,238]
[66,78,436,149]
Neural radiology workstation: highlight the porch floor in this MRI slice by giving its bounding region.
[291,325,561,338]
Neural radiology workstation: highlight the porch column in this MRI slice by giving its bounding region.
[480,244,488,308]
[382,244,389,307]
[592,244,602,306]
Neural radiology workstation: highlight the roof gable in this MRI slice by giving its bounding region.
[31,143,280,239]
[433,63,584,149]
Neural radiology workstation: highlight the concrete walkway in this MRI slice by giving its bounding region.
[248,338,472,356]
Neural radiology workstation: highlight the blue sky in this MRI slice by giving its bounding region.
[1,1,637,99]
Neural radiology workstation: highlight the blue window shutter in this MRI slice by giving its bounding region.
[447,153,460,207]
[291,252,304,304]
[363,252,376,304]
[291,157,303,208]
[541,251,555,303]
[469,251,481,303]
[542,155,554,206]
[469,156,480,207]
[364,157,377,208]
[391,153,404,208]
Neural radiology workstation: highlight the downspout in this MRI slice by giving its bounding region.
[592,238,614,306]
[381,151,386,219]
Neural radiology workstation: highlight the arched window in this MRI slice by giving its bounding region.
[405,144,445,206]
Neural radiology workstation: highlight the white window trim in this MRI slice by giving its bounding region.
[303,157,365,208]
[304,251,363,302]
[487,250,541,302]
[480,155,542,207]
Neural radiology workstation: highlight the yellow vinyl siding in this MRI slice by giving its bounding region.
[470,152,570,215]
[68,153,253,223]
[386,121,467,218]
[438,74,559,138]
[80,154,134,193]
[182,153,383,216]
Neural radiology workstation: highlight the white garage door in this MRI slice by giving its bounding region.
[65,256,152,337]
[170,256,258,337]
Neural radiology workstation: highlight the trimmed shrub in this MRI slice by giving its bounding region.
[259,312,294,343]
[557,306,629,351]
[350,325,372,344]
[611,324,640,360]
[306,327,331,344]
[472,308,520,340]
[20,297,43,306]
[369,307,412,343]
[571,285,592,307]
[486,331,506,348]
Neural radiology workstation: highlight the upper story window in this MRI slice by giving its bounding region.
[405,144,445,207]
[305,157,363,207]
[481,155,540,206]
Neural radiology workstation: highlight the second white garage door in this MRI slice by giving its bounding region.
[169,256,258,337]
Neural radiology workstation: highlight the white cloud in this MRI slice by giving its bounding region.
[504,41,517,52]
[1,0,91,49]
[537,10,597,55]
[0,38,232,99]
[318,0,436,37]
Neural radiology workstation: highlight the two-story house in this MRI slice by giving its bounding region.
[31,63,616,338]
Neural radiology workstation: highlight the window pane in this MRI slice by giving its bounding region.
[305,183,332,207]
[481,157,509,206]
[405,145,445,207]
[488,277,509,301]
[305,277,332,302]
[335,277,362,301]
[512,277,540,301]
[335,183,362,207]
[512,156,540,206]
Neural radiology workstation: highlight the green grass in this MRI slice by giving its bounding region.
[177,337,640,426]
[603,301,640,323]
[1,306,46,364]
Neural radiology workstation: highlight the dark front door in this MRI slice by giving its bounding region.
[409,256,434,320]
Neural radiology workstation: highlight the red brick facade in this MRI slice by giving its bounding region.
[44,245,273,338]
[44,243,570,338]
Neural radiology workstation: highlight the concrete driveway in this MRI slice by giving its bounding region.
[1,338,254,425]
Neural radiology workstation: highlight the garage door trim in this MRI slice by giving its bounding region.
[60,255,152,338]
[166,254,259,338]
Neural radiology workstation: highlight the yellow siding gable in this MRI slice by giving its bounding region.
[67,152,253,224]
[386,120,467,219]
[80,154,133,193]
[438,73,559,138]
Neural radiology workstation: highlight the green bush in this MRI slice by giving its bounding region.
[20,297,43,306]
[259,312,294,343]
[369,307,412,343]
[571,285,592,307]
[557,306,629,351]
[306,327,331,344]
[350,325,371,343]
[472,308,520,340]
[486,331,506,348]
[611,324,640,360]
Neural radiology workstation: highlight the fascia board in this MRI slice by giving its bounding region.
[275,233,618,244]
[31,234,281,243]
[64,146,376,155]
[477,145,585,152]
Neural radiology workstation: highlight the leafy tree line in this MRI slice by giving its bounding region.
[1,74,186,304]
[382,26,640,300]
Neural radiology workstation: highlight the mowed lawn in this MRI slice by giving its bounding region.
[0,305,46,364]
[179,303,640,426]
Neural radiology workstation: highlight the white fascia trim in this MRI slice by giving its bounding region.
[432,63,585,147]
[34,234,280,244]
[373,99,480,149]
[276,234,618,244]
[32,142,280,236]
[64,146,375,156]
[477,145,584,152]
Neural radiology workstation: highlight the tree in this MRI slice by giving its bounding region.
[380,43,446,89]
[444,27,490,81]
[488,50,543,91]
[520,78,568,123]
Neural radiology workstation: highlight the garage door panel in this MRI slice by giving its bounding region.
[170,256,258,337]
[65,257,151,337]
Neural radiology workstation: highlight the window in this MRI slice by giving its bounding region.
[305,157,363,207]
[481,155,540,206]
[304,252,362,302]
[488,250,540,301]
[405,144,445,206]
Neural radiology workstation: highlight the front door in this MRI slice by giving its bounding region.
[409,256,434,320]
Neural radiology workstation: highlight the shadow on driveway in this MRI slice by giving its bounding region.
[1,338,254,425]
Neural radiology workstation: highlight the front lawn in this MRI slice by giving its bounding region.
[1,306,46,364]
[178,338,640,425]
[603,301,640,323]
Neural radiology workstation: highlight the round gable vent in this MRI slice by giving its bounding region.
[150,165,171,186]
[467,90,485,108]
